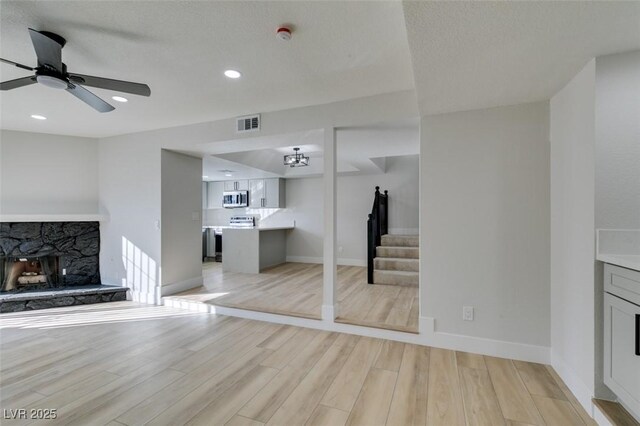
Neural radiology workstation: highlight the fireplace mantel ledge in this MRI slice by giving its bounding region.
[0,214,110,223]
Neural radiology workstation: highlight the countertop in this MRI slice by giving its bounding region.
[596,229,640,272]
[203,225,294,231]
[596,254,640,272]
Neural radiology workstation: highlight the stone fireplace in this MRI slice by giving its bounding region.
[0,221,128,312]
[0,222,101,293]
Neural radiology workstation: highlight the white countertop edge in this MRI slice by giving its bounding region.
[206,226,294,231]
[0,214,110,223]
[596,254,640,272]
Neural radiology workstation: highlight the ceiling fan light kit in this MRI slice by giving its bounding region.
[0,28,151,113]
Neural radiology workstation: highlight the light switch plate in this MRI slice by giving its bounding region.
[463,306,474,321]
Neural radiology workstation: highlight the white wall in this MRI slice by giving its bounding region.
[98,134,161,302]
[161,150,203,292]
[595,50,640,229]
[283,177,325,262]
[549,60,596,410]
[0,130,99,214]
[421,102,550,347]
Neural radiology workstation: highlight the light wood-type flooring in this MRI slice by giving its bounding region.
[0,302,595,426]
[168,262,418,333]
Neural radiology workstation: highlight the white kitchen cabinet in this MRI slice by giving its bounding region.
[248,178,285,208]
[603,264,640,418]
[202,182,208,209]
[249,179,265,208]
[206,181,224,209]
[224,180,249,191]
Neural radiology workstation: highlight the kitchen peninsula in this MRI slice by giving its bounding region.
[221,225,294,274]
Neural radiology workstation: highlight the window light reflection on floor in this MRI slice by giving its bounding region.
[0,304,200,330]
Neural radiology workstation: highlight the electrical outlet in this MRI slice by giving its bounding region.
[463,306,474,321]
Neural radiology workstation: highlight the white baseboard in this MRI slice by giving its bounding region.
[286,256,322,264]
[161,297,552,365]
[130,289,160,305]
[388,228,419,235]
[593,403,614,426]
[322,304,335,322]
[160,276,203,297]
[550,350,594,418]
[286,256,366,267]
[420,316,550,364]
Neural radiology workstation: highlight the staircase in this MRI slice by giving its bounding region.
[373,234,419,286]
[366,186,419,286]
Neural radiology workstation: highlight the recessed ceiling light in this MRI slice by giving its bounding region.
[112,96,128,103]
[30,114,47,120]
[224,70,242,79]
[224,173,233,177]
[202,175,209,179]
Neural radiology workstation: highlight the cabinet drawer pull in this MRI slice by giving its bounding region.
[636,314,640,356]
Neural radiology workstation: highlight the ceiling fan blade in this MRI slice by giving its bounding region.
[66,82,115,113]
[68,73,151,96]
[0,58,34,71]
[28,28,62,70]
[0,76,37,90]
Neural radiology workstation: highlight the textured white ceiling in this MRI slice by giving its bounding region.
[402,1,640,115]
[3,2,638,138]
[0,1,414,137]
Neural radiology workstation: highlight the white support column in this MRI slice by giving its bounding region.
[322,127,337,321]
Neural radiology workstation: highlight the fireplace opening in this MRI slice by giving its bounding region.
[0,255,61,292]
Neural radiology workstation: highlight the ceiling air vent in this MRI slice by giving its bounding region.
[236,114,260,133]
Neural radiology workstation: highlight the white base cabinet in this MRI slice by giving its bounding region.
[603,264,640,419]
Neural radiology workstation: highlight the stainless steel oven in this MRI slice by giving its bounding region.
[223,190,249,208]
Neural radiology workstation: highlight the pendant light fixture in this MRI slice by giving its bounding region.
[283,147,309,167]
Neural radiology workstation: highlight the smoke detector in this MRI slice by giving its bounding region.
[276,27,292,41]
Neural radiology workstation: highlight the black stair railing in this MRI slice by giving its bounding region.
[367,186,388,284]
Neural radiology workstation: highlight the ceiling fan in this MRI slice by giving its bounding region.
[0,28,151,113]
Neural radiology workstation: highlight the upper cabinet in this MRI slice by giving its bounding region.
[206,181,224,209]
[202,182,208,209]
[249,178,285,208]
[249,179,265,208]
[224,180,249,191]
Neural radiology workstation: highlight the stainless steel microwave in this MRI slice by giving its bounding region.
[223,190,249,208]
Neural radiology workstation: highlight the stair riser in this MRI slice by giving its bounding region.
[381,235,419,247]
[373,271,418,286]
[374,259,419,272]
[376,247,419,259]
